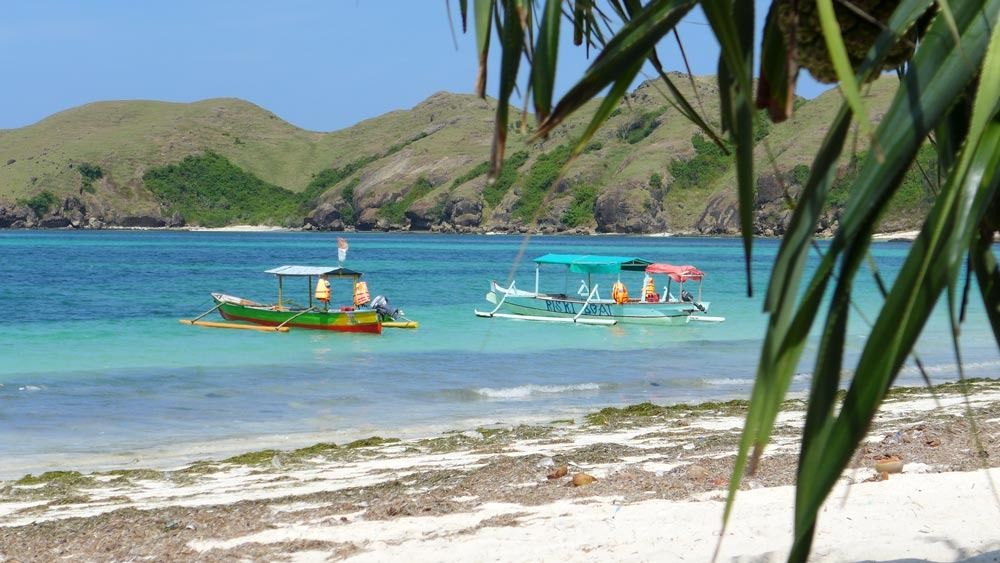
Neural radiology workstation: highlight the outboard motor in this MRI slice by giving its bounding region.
[370,295,401,321]
[680,290,707,312]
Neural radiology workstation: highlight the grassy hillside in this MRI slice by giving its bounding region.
[0,76,933,233]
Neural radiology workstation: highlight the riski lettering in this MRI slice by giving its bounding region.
[545,300,576,314]
[541,300,616,317]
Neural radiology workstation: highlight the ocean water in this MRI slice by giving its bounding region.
[1,231,997,477]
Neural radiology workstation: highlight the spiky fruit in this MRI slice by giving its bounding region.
[778,0,916,84]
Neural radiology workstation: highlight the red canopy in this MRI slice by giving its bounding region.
[645,263,704,282]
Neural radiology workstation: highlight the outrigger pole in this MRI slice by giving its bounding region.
[474,282,616,325]
[275,306,315,330]
[188,302,223,323]
[179,302,291,332]
[179,319,291,332]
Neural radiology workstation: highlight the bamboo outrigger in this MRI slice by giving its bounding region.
[179,319,290,332]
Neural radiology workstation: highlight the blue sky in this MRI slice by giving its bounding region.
[0,1,830,132]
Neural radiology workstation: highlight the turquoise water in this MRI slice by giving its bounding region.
[1,231,997,477]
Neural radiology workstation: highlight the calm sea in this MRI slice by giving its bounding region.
[1,231,997,477]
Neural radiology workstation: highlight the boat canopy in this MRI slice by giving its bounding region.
[645,263,704,282]
[533,254,652,274]
[265,265,363,278]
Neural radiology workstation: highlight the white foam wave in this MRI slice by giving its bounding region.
[899,360,1000,376]
[475,383,602,399]
[703,378,754,386]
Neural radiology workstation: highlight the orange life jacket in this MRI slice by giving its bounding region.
[353,280,371,307]
[643,278,659,302]
[314,278,331,302]
[611,281,629,304]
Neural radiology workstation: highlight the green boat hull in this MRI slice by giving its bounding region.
[212,293,381,334]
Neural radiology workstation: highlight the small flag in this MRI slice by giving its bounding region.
[337,237,348,263]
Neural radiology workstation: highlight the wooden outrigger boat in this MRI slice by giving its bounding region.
[181,265,417,334]
[474,254,724,326]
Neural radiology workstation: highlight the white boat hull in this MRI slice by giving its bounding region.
[483,281,712,326]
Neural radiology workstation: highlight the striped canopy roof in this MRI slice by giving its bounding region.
[645,263,704,282]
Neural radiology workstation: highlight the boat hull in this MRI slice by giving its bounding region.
[212,293,382,334]
[487,282,707,325]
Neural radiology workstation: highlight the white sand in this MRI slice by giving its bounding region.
[186,225,291,232]
[873,230,921,241]
[178,469,1000,562]
[3,386,1000,561]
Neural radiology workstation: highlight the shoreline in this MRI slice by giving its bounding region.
[3,379,999,561]
[0,225,927,239]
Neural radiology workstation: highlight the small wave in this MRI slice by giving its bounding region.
[899,359,1000,376]
[475,383,603,399]
[703,378,754,386]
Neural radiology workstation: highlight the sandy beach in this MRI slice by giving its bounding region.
[185,225,292,232]
[2,380,999,562]
[872,230,922,242]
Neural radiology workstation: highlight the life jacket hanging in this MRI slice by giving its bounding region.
[353,280,371,307]
[643,276,659,303]
[611,281,629,304]
[315,278,331,302]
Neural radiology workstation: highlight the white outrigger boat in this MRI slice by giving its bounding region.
[474,254,724,326]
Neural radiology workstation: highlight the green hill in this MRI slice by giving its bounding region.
[0,76,934,234]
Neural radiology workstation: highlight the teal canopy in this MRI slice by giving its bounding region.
[533,254,652,274]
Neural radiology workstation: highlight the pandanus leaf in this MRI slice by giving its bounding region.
[792,117,1000,562]
[616,0,725,149]
[816,0,875,146]
[532,0,696,141]
[720,0,983,555]
[704,0,755,298]
[627,0,727,150]
[474,0,495,98]
[971,224,1000,348]
[490,0,526,176]
[459,0,469,32]
[790,5,1000,559]
[756,1,798,122]
[568,58,644,159]
[532,0,562,121]
[573,0,588,45]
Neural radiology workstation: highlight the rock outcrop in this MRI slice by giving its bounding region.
[117,215,167,228]
[594,182,668,234]
[0,195,186,230]
[305,203,346,231]
[0,205,31,228]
